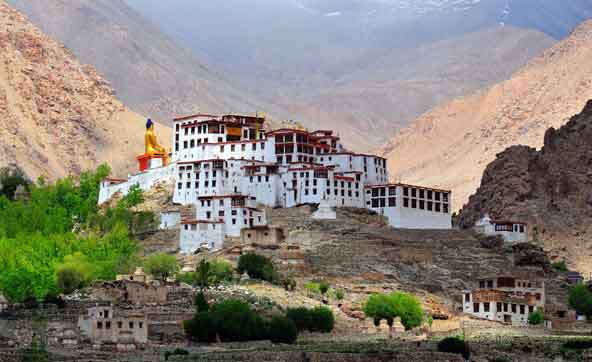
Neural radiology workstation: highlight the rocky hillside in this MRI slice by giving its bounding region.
[379,19,592,208]
[6,0,271,123]
[457,100,592,275]
[0,1,168,180]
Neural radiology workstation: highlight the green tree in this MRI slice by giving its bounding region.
[363,291,424,337]
[209,299,266,342]
[528,310,544,325]
[209,259,234,284]
[196,259,211,290]
[309,306,335,333]
[144,253,178,280]
[184,312,217,343]
[194,292,209,313]
[0,166,30,201]
[318,281,330,299]
[286,307,313,332]
[237,253,275,282]
[568,284,592,319]
[268,315,298,344]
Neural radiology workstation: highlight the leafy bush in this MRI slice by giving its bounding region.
[286,307,313,332]
[528,310,544,325]
[237,253,275,282]
[210,259,234,284]
[363,291,424,332]
[0,164,142,303]
[304,281,320,295]
[318,281,330,296]
[309,306,335,333]
[281,276,297,291]
[335,288,345,301]
[438,337,470,360]
[55,265,85,295]
[194,292,209,312]
[164,348,190,361]
[568,284,592,319]
[144,253,178,280]
[0,166,30,201]
[268,315,298,344]
[209,299,267,342]
[552,261,568,272]
[183,312,217,343]
[563,339,592,350]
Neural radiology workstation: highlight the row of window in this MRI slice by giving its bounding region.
[402,198,449,213]
[403,187,449,202]
[97,320,143,330]
[495,224,526,233]
[472,302,535,315]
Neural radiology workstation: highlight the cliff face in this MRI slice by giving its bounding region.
[457,100,592,274]
[0,1,169,180]
[378,19,592,209]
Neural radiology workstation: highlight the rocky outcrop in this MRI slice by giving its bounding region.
[0,1,169,180]
[379,19,592,209]
[457,100,592,274]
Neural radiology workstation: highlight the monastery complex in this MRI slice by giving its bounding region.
[100,114,452,253]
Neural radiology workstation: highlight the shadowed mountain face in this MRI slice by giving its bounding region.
[6,0,279,124]
[379,19,592,211]
[456,100,592,275]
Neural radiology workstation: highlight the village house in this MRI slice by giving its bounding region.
[474,214,528,243]
[463,275,545,326]
[78,305,148,346]
[99,113,453,253]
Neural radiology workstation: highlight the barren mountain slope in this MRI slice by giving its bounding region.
[0,1,169,180]
[379,19,592,209]
[6,0,269,123]
[456,101,592,275]
[285,26,554,151]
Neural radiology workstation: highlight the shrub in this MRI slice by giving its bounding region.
[183,312,217,343]
[0,166,30,201]
[210,299,266,342]
[438,337,470,360]
[304,281,320,295]
[286,307,313,332]
[237,253,275,282]
[281,276,297,291]
[335,288,345,301]
[552,261,568,272]
[209,259,234,284]
[164,348,190,361]
[318,281,329,296]
[144,253,178,280]
[268,315,298,344]
[563,339,592,350]
[194,292,209,312]
[568,284,592,319]
[363,291,424,332]
[309,306,335,333]
[528,310,544,325]
[55,265,85,295]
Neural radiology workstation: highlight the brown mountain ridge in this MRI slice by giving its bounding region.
[456,100,592,275]
[379,19,592,210]
[0,1,169,180]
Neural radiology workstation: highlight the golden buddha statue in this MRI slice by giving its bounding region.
[145,119,168,162]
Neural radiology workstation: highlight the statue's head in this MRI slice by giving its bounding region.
[146,118,154,130]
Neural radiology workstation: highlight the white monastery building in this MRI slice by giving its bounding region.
[99,113,452,253]
[473,214,528,244]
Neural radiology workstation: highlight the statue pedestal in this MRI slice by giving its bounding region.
[137,154,167,172]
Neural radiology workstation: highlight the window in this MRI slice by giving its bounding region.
[484,302,490,313]
[511,304,517,313]
[388,197,396,207]
[465,293,470,302]
[139,322,143,329]
[97,321,103,329]
[129,321,134,329]
[473,303,480,313]
[520,305,525,315]
[479,280,485,289]
[497,302,502,312]
[487,280,494,288]
[106,321,111,330]
[118,321,123,329]
[503,303,508,312]
[529,306,534,314]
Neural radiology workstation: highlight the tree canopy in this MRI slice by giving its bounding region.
[363,291,424,333]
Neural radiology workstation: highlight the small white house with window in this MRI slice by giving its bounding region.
[474,214,528,243]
